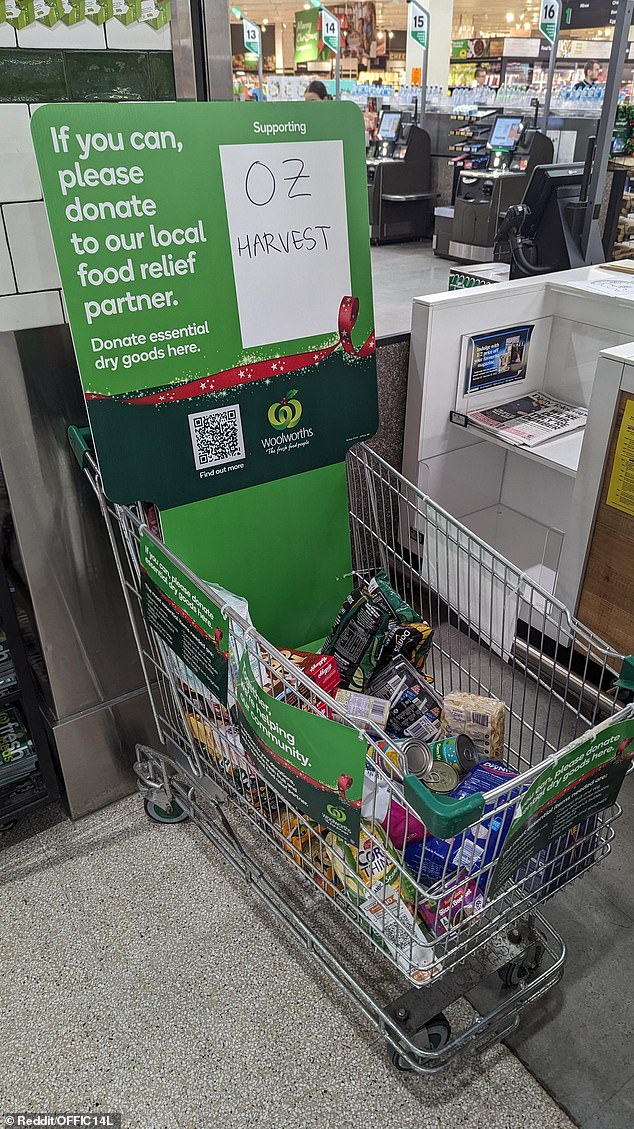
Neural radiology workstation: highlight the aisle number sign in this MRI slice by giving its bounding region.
[321,6,340,55]
[409,1,428,49]
[539,0,560,44]
[243,16,261,56]
[31,102,378,509]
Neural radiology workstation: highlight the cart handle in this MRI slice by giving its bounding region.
[68,424,93,470]
[404,774,485,839]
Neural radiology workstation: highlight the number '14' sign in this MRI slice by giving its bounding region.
[408,1,428,49]
[321,7,340,55]
[539,0,560,45]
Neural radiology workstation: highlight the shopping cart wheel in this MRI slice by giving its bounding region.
[499,942,545,988]
[391,1013,451,1070]
[144,797,189,824]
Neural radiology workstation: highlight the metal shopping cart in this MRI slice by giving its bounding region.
[73,430,634,1073]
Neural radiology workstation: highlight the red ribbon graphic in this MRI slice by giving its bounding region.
[86,296,375,405]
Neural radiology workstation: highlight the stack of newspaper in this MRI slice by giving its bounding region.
[0,627,17,696]
[0,704,37,786]
[466,393,587,447]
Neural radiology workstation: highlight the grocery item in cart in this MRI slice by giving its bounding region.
[429,734,482,774]
[360,882,439,983]
[264,649,340,707]
[275,812,314,867]
[515,816,600,899]
[321,587,391,690]
[424,761,460,794]
[441,691,505,760]
[0,705,37,784]
[382,793,427,851]
[334,688,390,732]
[418,877,485,938]
[361,757,391,823]
[383,663,442,742]
[367,570,417,624]
[326,822,400,905]
[383,620,434,673]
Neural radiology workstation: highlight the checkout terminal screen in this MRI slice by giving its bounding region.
[378,112,401,142]
[488,116,523,151]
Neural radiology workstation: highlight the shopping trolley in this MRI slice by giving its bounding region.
[73,429,633,1073]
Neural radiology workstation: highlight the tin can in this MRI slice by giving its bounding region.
[429,733,479,774]
[424,761,460,794]
[400,738,433,780]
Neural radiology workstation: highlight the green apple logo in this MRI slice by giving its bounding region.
[268,389,302,430]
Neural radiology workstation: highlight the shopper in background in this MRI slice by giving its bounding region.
[304,80,329,101]
[574,61,602,91]
[472,66,488,88]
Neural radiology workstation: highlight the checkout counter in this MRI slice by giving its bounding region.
[402,264,634,659]
[447,114,554,262]
[367,111,436,244]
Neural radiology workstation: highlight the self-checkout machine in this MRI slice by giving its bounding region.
[447,114,554,263]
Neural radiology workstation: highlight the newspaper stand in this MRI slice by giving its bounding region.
[73,431,633,1073]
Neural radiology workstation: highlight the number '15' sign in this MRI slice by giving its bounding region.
[408,1,428,49]
[539,0,560,45]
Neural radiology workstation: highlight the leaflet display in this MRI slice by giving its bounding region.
[463,325,533,396]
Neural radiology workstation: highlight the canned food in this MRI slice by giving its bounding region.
[424,761,460,794]
[400,738,433,780]
[429,733,480,774]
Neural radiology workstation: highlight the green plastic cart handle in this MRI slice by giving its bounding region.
[68,424,93,469]
[404,774,486,840]
[615,656,634,694]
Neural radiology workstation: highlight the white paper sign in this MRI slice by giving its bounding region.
[220,140,351,348]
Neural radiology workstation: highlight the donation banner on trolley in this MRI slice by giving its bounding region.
[236,652,365,843]
[31,102,377,509]
[140,533,230,705]
[490,715,634,895]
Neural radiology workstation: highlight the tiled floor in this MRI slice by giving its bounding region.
[1,795,575,1129]
[371,242,453,339]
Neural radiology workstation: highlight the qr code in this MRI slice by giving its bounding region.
[188,404,246,470]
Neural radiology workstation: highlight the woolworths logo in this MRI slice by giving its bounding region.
[262,389,313,453]
[267,389,302,430]
[326,804,347,823]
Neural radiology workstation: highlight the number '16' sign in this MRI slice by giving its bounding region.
[408,2,428,50]
[539,0,560,45]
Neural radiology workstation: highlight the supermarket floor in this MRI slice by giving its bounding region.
[1,794,575,1129]
[371,242,453,338]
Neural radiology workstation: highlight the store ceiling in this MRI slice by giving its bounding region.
[229,0,613,37]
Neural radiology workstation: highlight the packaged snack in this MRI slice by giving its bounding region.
[275,812,313,866]
[265,649,340,703]
[418,877,484,937]
[367,571,416,623]
[384,664,442,742]
[382,794,427,851]
[441,691,505,760]
[321,588,391,690]
[335,688,390,732]
[383,621,434,672]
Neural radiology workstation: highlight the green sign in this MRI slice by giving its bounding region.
[140,532,229,704]
[321,6,339,55]
[491,715,634,895]
[409,1,428,50]
[243,16,261,57]
[294,7,320,63]
[31,102,377,509]
[236,652,365,842]
[539,0,560,45]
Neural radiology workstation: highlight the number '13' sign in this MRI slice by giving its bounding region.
[539,0,560,45]
[243,16,261,57]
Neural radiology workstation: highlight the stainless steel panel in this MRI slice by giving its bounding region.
[448,241,495,262]
[52,690,159,818]
[202,0,233,101]
[0,325,156,815]
[170,0,199,101]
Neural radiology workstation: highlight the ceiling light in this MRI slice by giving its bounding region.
[388,29,394,38]
[262,17,268,23]
[377,29,384,39]
[506,11,514,21]
[524,20,531,29]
